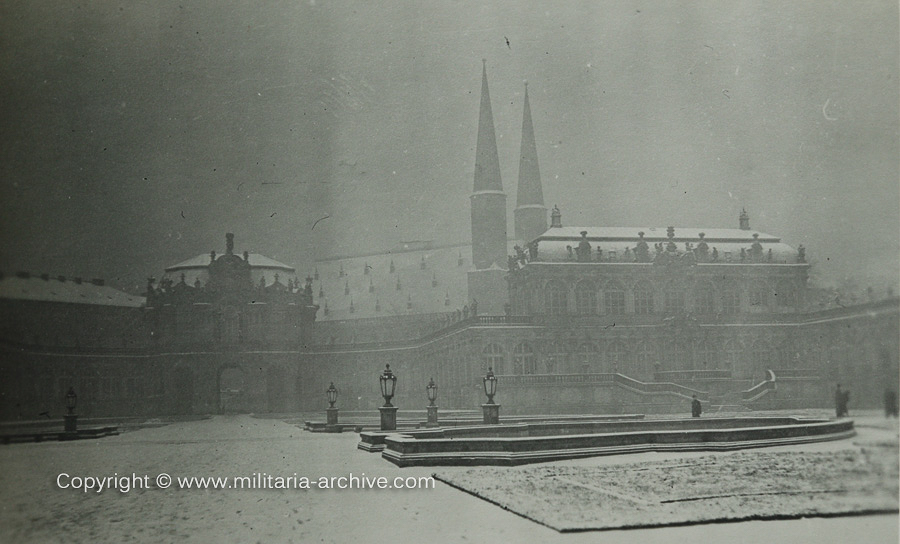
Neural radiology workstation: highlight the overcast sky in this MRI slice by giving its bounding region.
[1,1,897,293]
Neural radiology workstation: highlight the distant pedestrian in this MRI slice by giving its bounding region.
[691,394,702,418]
[834,384,844,418]
[842,389,850,417]
[885,389,898,418]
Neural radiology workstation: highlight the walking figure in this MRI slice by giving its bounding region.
[691,394,702,418]
[834,384,850,417]
[885,389,899,418]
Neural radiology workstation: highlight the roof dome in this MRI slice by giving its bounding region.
[162,234,296,288]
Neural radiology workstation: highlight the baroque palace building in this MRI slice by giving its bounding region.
[1,62,897,419]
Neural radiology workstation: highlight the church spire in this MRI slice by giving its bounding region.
[470,59,508,270]
[514,81,547,242]
[473,59,503,193]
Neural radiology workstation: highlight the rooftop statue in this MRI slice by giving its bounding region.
[750,233,764,261]
[695,233,709,262]
[635,232,651,262]
[576,231,592,262]
[527,240,539,261]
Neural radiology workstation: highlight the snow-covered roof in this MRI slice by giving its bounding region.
[533,226,802,263]
[538,226,781,243]
[166,253,295,272]
[312,241,518,321]
[0,274,145,307]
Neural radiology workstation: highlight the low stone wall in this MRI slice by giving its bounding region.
[357,414,645,452]
[379,417,855,467]
[1,426,119,444]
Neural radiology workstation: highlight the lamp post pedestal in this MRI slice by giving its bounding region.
[426,405,439,428]
[326,407,339,428]
[482,403,500,425]
[379,406,398,431]
[64,414,78,433]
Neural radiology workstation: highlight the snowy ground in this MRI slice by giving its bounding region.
[0,413,896,543]
[436,449,898,531]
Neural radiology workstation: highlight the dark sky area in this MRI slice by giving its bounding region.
[1,1,897,295]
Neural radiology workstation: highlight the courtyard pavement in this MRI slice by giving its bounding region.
[0,413,896,543]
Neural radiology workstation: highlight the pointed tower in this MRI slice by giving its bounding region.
[470,59,508,271]
[468,60,510,316]
[514,82,547,242]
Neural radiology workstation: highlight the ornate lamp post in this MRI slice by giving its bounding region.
[325,382,339,429]
[482,367,500,424]
[425,378,438,428]
[379,364,398,431]
[64,387,78,433]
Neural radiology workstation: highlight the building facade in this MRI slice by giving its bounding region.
[1,63,897,420]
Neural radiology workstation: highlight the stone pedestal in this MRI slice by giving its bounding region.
[426,405,439,428]
[326,407,339,426]
[379,405,398,431]
[64,414,78,433]
[482,403,500,425]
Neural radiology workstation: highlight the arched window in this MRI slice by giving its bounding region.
[516,287,529,315]
[513,342,536,375]
[774,279,796,307]
[751,339,774,377]
[633,281,655,315]
[544,341,567,373]
[694,281,716,315]
[723,338,743,374]
[777,340,797,367]
[748,280,770,309]
[664,339,691,370]
[664,281,685,315]
[544,280,567,316]
[575,280,597,315]
[721,282,741,315]
[828,341,848,380]
[634,341,657,377]
[695,340,717,369]
[605,340,629,373]
[482,343,505,375]
[603,281,626,315]
[576,342,599,373]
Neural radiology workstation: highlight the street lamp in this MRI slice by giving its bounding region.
[483,367,497,403]
[379,364,398,431]
[482,367,500,424]
[426,378,437,406]
[64,387,78,433]
[326,382,338,408]
[380,364,396,406]
[325,382,339,430]
[425,378,438,428]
